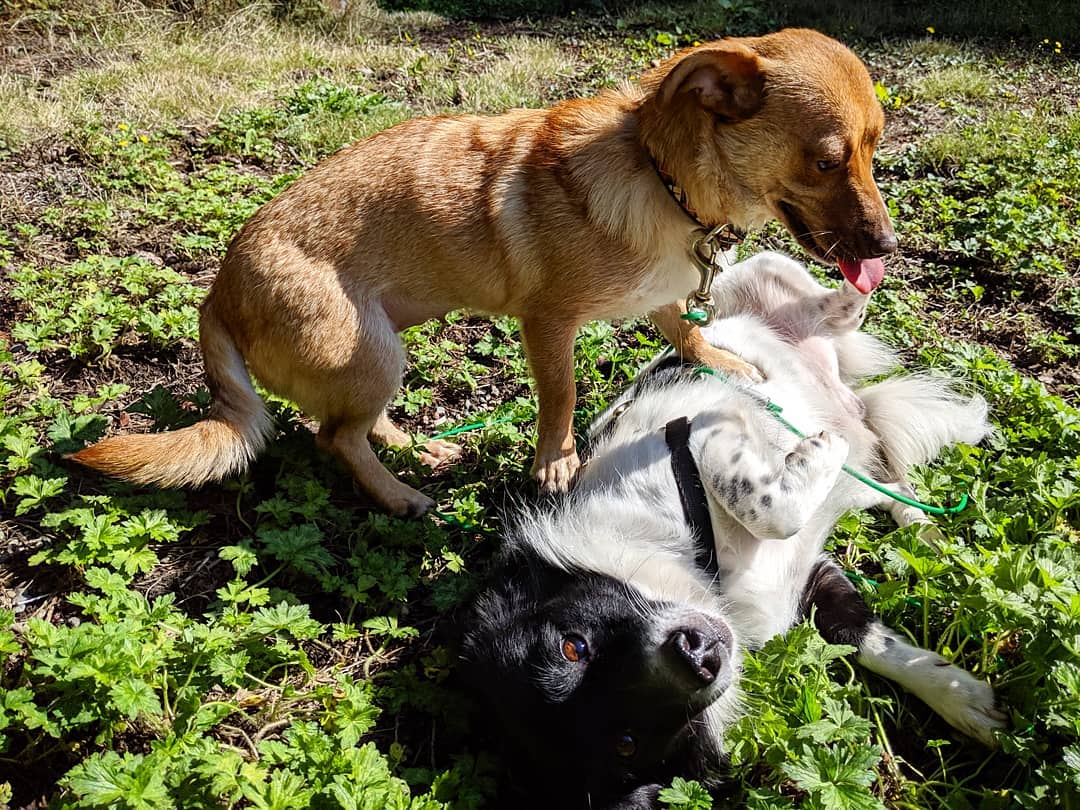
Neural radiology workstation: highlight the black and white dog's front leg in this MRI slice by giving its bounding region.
[696,410,848,540]
[800,559,1007,747]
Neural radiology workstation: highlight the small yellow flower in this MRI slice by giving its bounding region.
[118,140,129,147]
[139,135,148,143]
[1043,38,1051,43]
[1056,41,1063,47]
[926,26,935,34]
[117,122,128,131]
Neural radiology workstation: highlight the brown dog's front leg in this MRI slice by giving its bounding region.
[520,317,581,493]
[650,301,763,382]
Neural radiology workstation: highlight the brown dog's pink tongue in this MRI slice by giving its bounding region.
[838,258,885,294]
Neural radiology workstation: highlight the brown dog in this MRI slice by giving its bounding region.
[71,28,896,517]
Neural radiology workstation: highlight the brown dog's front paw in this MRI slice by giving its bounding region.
[532,450,582,493]
[696,345,764,383]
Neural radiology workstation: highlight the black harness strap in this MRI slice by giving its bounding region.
[663,416,719,578]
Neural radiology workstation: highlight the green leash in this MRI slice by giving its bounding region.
[421,418,518,537]
[681,309,710,324]
[419,350,970,536]
[428,416,517,441]
[692,365,970,516]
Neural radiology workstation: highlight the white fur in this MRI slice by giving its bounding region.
[516,251,1003,748]
[858,624,1002,746]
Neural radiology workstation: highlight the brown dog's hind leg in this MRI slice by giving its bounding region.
[270,297,434,518]
[321,420,435,517]
[369,410,462,470]
[314,360,435,517]
[651,302,764,382]
[520,317,581,493]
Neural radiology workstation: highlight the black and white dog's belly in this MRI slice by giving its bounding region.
[460,252,1005,810]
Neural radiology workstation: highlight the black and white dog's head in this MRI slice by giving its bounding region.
[460,540,730,808]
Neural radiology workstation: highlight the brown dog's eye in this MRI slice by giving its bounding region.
[615,733,637,758]
[562,634,589,662]
[816,158,842,172]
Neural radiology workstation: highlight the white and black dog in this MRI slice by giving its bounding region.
[460,252,1007,809]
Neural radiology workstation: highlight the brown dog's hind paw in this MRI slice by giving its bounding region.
[351,476,435,519]
[532,451,581,493]
[418,438,463,470]
[389,488,436,519]
[696,345,765,383]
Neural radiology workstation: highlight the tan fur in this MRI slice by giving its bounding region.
[71,305,272,488]
[69,28,896,517]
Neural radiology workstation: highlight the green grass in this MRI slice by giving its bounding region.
[1,3,1079,809]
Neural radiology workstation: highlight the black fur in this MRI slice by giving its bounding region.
[798,559,875,648]
[460,543,726,810]
[461,545,888,809]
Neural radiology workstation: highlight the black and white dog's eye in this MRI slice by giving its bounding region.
[615,733,636,758]
[562,634,589,662]
[610,401,632,420]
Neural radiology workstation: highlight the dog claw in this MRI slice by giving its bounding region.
[734,364,765,384]
[401,495,436,519]
[354,479,435,519]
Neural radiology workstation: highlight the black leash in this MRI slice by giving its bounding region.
[663,416,719,578]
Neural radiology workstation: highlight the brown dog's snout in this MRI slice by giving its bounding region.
[666,617,731,686]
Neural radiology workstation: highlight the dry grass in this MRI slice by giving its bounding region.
[0,2,582,150]
[412,36,576,113]
[913,104,1073,169]
[0,2,441,147]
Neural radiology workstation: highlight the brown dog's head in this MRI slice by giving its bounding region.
[639,28,896,293]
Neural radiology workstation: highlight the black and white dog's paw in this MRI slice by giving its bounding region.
[704,430,850,540]
[787,431,849,478]
[860,625,1007,748]
[925,665,1008,748]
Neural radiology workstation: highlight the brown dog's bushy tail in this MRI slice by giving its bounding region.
[68,302,272,488]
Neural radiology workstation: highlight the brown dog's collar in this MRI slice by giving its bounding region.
[648,151,745,246]
[654,161,700,222]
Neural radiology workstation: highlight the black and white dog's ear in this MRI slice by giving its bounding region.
[458,563,526,664]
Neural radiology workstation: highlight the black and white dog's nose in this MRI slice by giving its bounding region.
[667,618,730,685]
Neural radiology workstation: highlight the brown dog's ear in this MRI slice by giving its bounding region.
[658,43,766,122]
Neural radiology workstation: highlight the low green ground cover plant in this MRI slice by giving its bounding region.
[1,2,1078,808]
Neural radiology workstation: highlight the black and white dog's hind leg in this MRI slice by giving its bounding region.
[857,375,993,541]
[800,559,1007,747]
